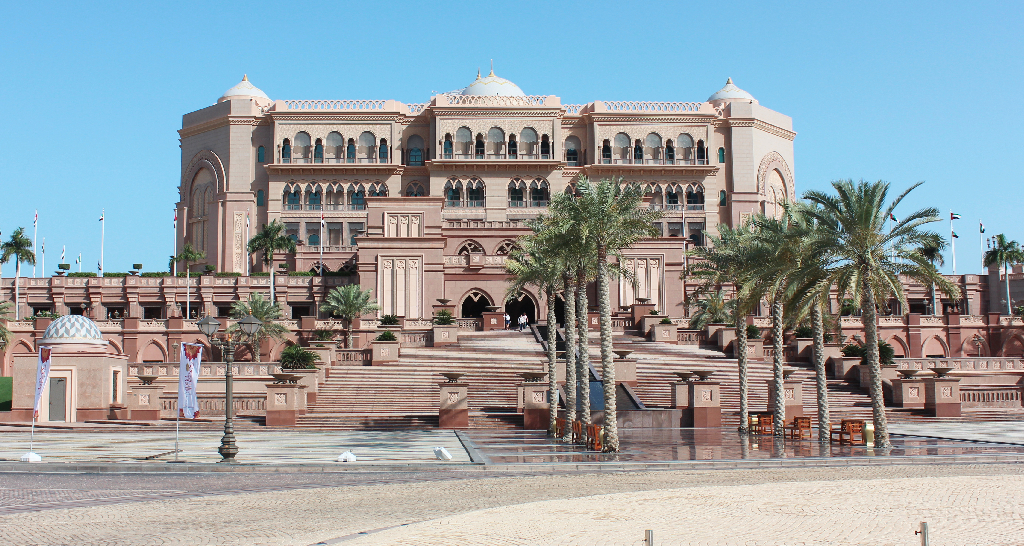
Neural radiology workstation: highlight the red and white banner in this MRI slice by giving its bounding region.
[178,343,202,419]
[33,347,52,419]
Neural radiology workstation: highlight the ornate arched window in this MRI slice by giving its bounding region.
[696,139,707,165]
[307,185,322,210]
[602,139,612,163]
[564,136,581,166]
[665,139,675,163]
[508,178,526,207]
[379,138,388,163]
[313,138,324,163]
[368,182,388,197]
[346,138,356,162]
[540,135,550,158]
[358,132,376,162]
[257,145,265,163]
[665,184,681,209]
[487,127,505,156]
[686,184,705,209]
[495,240,517,255]
[348,184,366,209]
[466,178,485,207]
[508,134,518,158]
[282,138,291,163]
[444,179,462,206]
[326,132,344,161]
[284,187,301,210]
[294,132,311,161]
[474,134,485,158]
[530,178,550,207]
[455,127,472,156]
[457,241,484,255]
[520,128,538,156]
[644,133,662,162]
[677,133,694,164]
[407,135,424,166]
[443,133,454,158]
[614,133,630,162]
[405,182,425,197]
[633,139,644,162]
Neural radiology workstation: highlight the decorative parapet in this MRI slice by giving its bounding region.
[278,99,391,111]
[437,94,556,107]
[895,357,1024,371]
[564,104,585,115]
[407,103,428,115]
[592,101,709,114]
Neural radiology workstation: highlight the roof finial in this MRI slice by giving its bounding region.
[476,68,481,79]
[726,77,733,84]
[489,59,494,76]
[243,74,249,82]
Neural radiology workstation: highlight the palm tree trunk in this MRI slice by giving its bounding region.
[576,266,591,424]
[1006,262,1013,315]
[269,252,276,302]
[562,276,578,434]
[771,298,785,436]
[596,245,618,452]
[345,323,353,349]
[545,287,559,436]
[811,302,830,442]
[861,279,891,449]
[14,261,20,320]
[930,280,938,315]
[735,307,749,434]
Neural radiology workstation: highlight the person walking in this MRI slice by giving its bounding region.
[504,312,511,330]
[518,313,527,331]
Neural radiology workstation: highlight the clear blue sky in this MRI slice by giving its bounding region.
[1,0,1021,276]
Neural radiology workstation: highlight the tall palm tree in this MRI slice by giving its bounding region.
[802,179,960,449]
[248,220,297,303]
[917,235,947,315]
[0,302,13,346]
[687,290,733,331]
[506,231,564,435]
[688,223,758,433]
[984,234,1024,315]
[172,242,205,319]
[320,284,380,348]
[1,228,36,320]
[550,176,661,451]
[227,292,289,362]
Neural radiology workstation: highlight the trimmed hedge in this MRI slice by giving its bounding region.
[68,272,97,278]
[0,377,12,412]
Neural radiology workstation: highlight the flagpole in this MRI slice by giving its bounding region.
[173,209,178,277]
[32,211,37,278]
[245,209,250,276]
[40,239,44,279]
[100,209,105,275]
[950,210,956,276]
[980,221,984,274]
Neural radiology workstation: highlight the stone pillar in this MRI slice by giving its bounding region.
[924,377,961,417]
[832,356,860,382]
[650,323,678,344]
[614,358,637,386]
[631,302,656,324]
[767,379,804,418]
[265,383,308,426]
[432,325,459,347]
[522,382,549,430]
[907,313,923,358]
[587,312,600,331]
[439,382,469,428]
[671,381,689,409]
[127,384,165,421]
[481,311,504,331]
[892,378,926,409]
[371,340,400,365]
[686,380,721,427]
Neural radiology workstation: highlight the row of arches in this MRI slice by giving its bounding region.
[455,239,517,256]
[601,132,717,165]
[443,127,552,159]
[282,182,388,211]
[643,183,706,210]
[282,131,389,164]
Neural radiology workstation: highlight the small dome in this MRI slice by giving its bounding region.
[461,68,526,97]
[707,77,757,105]
[219,74,271,105]
[41,315,104,344]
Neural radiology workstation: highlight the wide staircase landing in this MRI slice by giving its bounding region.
[296,330,544,430]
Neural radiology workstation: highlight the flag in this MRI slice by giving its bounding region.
[97,260,102,272]
[178,343,203,419]
[246,211,250,229]
[99,212,104,222]
[320,212,326,229]
[75,254,81,265]
[980,222,985,234]
[60,246,65,261]
[952,232,959,239]
[33,211,38,228]
[951,212,961,220]
[889,213,898,222]
[33,347,53,419]
[173,209,177,224]
[40,240,44,253]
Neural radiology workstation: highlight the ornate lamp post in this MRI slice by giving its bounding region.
[197,314,263,462]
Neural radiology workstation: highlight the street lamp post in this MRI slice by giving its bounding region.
[197,314,263,462]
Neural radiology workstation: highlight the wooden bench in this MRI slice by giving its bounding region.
[784,416,812,440]
[750,412,774,435]
[830,419,866,445]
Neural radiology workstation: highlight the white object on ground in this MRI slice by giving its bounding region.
[337,451,357,462]
[433,446,452,461]
[20,452,42,463]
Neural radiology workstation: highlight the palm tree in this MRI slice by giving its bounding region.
[984,234,1024,315]
[248,220,297,303]
[172,242,205,319]
[0,302,13,346]
[917,235,947,315]
[320,284,380,348]
[687,290,733,331]
[550,176,661,451]
[1,228,36,320]
[505,230,564,435]
[802,179,960,449]
[227,292,288,362]
[688,223,758,433]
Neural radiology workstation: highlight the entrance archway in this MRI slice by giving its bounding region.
[505,292,537,326]
[461,290,492,318]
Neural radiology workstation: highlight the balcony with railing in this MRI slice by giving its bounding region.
[599,157,710,166]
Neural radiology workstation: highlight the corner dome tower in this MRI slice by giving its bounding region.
[707,77,757,107]
[40,315,110,353]
[461,67,526,97]
[219,74,272,107]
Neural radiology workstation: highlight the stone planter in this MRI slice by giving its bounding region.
[793,338,814,362]
[287,368,320,407]
[640,315,669,334]
[432,325,460,347]
[820,343,843,364]
[705,323,729,344]
[650,323,678,344]
[481,311,505,331]
[832,356,861,382]
[371,340,400,365]
[718,327,737,353]
[746,338,764,360]
[306,346,334,367]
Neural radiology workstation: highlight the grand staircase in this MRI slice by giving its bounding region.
[294,330,544,430]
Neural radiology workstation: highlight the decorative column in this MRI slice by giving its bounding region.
[521,382,549,430]
[686,380,721,427]
[767,376,804,418]
[924,376,961,417]
[127,384,165,421]
[892,376,926,409]
[265,383,307,426]
[439,380,469,428]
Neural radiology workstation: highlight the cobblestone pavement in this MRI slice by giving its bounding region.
[1,464,1022,545]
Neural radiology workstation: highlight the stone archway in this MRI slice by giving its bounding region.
[505,292,537,327]
[460,290,492,318]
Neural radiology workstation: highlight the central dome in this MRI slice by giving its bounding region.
[461,68,526,97]
[41,315,104,344]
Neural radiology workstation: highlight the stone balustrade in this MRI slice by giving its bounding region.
[895,357,1024,372]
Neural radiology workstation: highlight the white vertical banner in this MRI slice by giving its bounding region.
[178,343,203,419]
[33,347,52,419]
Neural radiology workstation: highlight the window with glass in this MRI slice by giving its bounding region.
[346,140,356,163]
[564,136,580,166]
[443,136,453,159]
[314,139,324,163]
[349,187,366,209]
[508,135,517,158]
[665,141,675,163]
[718,147,726,163]
[257,145,265,163]
[282,139,291,163]
[446,185,462,206]
[407,135,424,166]
[347,222,364,246]
[466,182,484,206]
[474,135,485,158]
[256,190,265,207]
[633,140,643,162]
[307,190,322,210]
[286,190,301,210]
[540,135,550,159]
[379,138,388,163]
[719,190,727,207]
[602,140,612,163]
[530,181,550,207]
[508,182,525,207]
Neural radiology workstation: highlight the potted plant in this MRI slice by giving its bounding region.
[432,309,459,347]
[371,329,400,364]
[792,324,815,362]
[640,309,669,334]
[204,265,216,275]
[378,314,401,330]
[56,263,70,276]
[279,344,321,370]
[130,263,143,276]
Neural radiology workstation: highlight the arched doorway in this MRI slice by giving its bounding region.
[461,290,492,318]
[505,292,537,326]
[554,295,565,326]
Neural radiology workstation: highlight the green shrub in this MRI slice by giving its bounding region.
[841,342,894,365]
[215,272,241,277]
[57,264,70,271]
[379,314,400,326]
[204,265,216,272]
[140,272,170,277]
[0,377,11,412]
[103,272,128,277]
[841,344,864,358]
[251,272,270,277]
[324,270,357,276]
[659,317,673,325]
[132,263,143,270]
[29,311,61,319]
[279,345,321,369]
[375,330,398,342]
[793,325,814,338]
[311,329,335,341]
[648,309,659,315]
[68,272,97,278]
[288,271,314,276]
[433,309,455,325]
[746,324,761,339]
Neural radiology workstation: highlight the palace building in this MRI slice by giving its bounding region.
[176,72,796,321]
